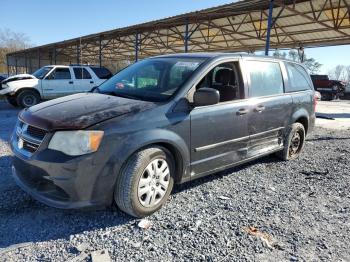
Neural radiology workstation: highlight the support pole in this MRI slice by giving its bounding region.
[6,55,9,76]
[135,32,139,62]
[15,57,18,75]
[53,47,57,64]
[298,47,305,63]
[99,35,102,67]
[25,52,28,73]
[76,42,80,64]
[38,49,41,69]
[265,0,274,56]
[185,17,189,53]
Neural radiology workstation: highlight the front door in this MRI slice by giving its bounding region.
[190,60,250,177]
[41,67,75,99]
[243,59,292,157]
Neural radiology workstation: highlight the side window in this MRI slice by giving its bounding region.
[246,61,284,97]
[285,63,312,92]
[90,67,113,79]
[48,68,71,80]
[194,62,242,103]
[73,67,92,79]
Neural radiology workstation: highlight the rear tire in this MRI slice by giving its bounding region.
[114,146,174,218]
[276,123,305,161]
[16,90,40,108]
[6,96,18,107]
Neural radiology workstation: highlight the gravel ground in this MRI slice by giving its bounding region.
[0,100,349,261]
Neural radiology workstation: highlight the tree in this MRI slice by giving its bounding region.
[328,65,349,81]
[272,48,322,74]
[0,28,32,73]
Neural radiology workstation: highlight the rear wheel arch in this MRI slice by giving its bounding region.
[295,116,308,134]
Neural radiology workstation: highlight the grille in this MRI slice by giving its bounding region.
[23,140,39,153]
[27,125,47,140]
[16,121,47,154]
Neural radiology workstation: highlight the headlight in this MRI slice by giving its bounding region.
[48,130,104,156]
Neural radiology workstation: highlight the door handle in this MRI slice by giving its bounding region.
[90,81,94,84]
[236,108,249,115]
[254,105,266,113]
[69,81,74,84]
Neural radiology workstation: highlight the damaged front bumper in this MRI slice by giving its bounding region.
[10,130,117,209]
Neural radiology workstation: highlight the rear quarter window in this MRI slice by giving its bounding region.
[91,67,113,79]
[246,61,284,97]
[285,63,313,92]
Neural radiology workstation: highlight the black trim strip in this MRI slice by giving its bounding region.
[194,127,284,152]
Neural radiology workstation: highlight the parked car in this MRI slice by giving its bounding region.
[0,74,7,83]
[11,54,316,217]
[0,65,112,108]
[310,74,346,100]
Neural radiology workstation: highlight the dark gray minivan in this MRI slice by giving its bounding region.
[11,54,316,217]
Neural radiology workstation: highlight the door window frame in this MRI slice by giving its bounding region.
[241,58,286,99]
[44,67,72,80]
[186,58,247,107]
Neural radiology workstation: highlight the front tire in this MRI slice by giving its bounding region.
[276,123,306,161]
[6,96,18,107]
[114,146,174,218]
[16,90,40,108]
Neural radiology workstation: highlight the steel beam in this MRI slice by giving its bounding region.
[265,0,274,56]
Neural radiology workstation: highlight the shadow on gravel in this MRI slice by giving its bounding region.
[307,136,350,142]
[174,155,280,194]
[316,112,350,119]
[0,155,134,248]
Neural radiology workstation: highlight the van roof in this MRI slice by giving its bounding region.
[153,52,299,63]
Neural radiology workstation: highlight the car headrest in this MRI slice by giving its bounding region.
[215,68,233,85]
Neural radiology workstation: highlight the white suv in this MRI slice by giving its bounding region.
[0,65,112,108]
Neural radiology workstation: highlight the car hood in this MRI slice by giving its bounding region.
[2,74,36,84]
[19,93,157,131]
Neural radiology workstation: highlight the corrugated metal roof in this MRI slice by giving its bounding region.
[7,0,350,70]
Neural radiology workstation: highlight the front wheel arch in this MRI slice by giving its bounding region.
[15,88,41,108]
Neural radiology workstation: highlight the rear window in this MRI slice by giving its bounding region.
[73,67,92,79]
[90,67,112,79]
[285,63,313,92]
[246,61,284,97]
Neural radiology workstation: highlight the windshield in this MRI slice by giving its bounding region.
[97,57,205,102]
[32,66,53,79]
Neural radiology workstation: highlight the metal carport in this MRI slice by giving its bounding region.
[6,0,350,74]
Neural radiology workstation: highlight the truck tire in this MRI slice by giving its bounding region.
[16,90,40,108]
[6,96,18,107]
[114,146,175,218]
[276,123,305,161]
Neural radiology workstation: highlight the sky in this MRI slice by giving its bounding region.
[1,0,349,73]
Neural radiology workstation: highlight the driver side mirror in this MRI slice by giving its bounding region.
[193,88,220,107]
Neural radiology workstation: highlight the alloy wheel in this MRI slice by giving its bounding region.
[137,158,170,207]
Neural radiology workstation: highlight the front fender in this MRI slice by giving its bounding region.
[109,128,190,181]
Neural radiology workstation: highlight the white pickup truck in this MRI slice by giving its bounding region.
[0,65,112,108]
